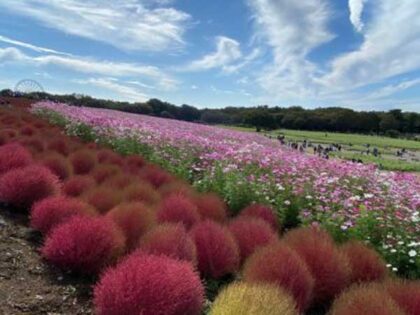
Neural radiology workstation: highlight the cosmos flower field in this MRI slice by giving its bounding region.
[0,100,418,314]
[33,101,420,277]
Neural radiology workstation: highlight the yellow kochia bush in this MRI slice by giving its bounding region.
[210,282,298,315]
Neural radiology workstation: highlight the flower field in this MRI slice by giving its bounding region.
[33,101,420,278]
[0,100,419,314]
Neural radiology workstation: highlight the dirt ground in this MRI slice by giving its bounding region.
[0,208,93,315]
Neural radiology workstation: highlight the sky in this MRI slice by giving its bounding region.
[0,0,420,112]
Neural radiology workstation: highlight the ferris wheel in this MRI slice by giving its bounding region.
[14,79,44,94]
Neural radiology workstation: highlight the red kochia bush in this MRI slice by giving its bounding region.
[30,196,97,235]
[84,186,122,214]
[228,217,277,262]
[42,216,125,274]
[283,227,350,305]
[140,164,173,188]
[123,155,145,173]
[93,254,204,315]
[106,202,155,251]
[157,194,200,229]
[62,175,96,197]
[0,165,60,209]
[341,240,388,284]
[17,136,45,154]
[97,149,123,166]
[40,153,72,180]
[47,137,71,156]
[0,143,33,175]
[123,182,161,205]
[20,125,36,136]
[190,220,239,279]
[192,193,228,223]
[240,203,279,231]
[329,284,406,315]
[91,164,121,184]
[385,279,420,315]
[243,242,315,311]
[69,149,96,174]
[139,223,196,264]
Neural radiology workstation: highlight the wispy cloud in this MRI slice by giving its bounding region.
[0,0,191,52]
[348,0,367,32]
[0,35,72,56]
[0,46,178,90]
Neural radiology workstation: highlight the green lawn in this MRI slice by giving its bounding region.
[219,125,420,172]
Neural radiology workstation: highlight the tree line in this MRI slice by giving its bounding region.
[1,89,419,136]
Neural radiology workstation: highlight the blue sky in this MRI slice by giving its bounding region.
[0,0,420,111]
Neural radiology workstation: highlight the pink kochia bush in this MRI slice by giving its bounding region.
[69,149,96,174]
[62,175,96,197]
[190,220,239,279]
[228,217,277,262]
[106,202,155,251]
[243,242,315,311]
[240,203,279,231]
[139,223,197,264]
[157,194,200,229]
[283,227,350,305]
[93,254,204,315]
[384,279,420,315]
[30,196,97,235]
[40,153,72,180]
[340,240,388,284]
[0,143,33,175]
[42,216,125,274]
[0,165,60,208]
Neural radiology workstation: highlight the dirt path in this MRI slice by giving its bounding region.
[0,208,93,315]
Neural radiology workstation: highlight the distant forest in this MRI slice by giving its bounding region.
[2,89,420,136]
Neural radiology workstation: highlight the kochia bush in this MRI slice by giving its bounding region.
[228,217,277,262]
[210,282,298,315]
[62,175,96,197]
[243,242,314,311]
[190,220,239,279]
[193,193,228,223]
[384,279,420,315]
[31,196,96,235]
[157,194,200,229]
[0,165,60,209]
[93,254,204,315]
[0,143,33,175]
[69,149,96,174]
[240,203,279,231]
[83,186,122,214]
[41,216,125,274]
[139,223,197,264]
[40,153,72,180]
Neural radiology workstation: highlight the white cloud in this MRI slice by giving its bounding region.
[0,46,178,90]
[184,36,243,72]
[321,0,420,91]
[74,78,149,102]
[0,0,190,52]
[349,0,367,32]
[0,35,71,56]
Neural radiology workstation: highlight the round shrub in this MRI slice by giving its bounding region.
[384,279,420,315]
[243,242,315,311]
[228,217,277,262]
[157,194,200,229]
[63,175,96,197]
[41,216,125,274]
[97,149,123,166]
[193,193,227,223]
[93,253,204,315]
[20,125,36,136]
[46,137,71,156]
[17,136,45,154]
[123,155,145,173]
[69,149,97,174]
[91,164,121,184]
[30,196,97,235]
[139,223,196,264]
[83,186,123,214]
[240,203,279,231]
[210,282,298,315]
[0,143,33,175]
[329,284,405,315]
[190,220,239,278]
[103,173,138,189]
[123,182,161,205]
[140,164,173,188]
[40,153,72,180]
[283,227,350,305]
[341,240,388,284]
[0,165,60,209]
[106,202,155,251]
[159,180,194,198]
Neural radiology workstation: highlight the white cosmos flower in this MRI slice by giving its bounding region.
[408,250,417,257]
